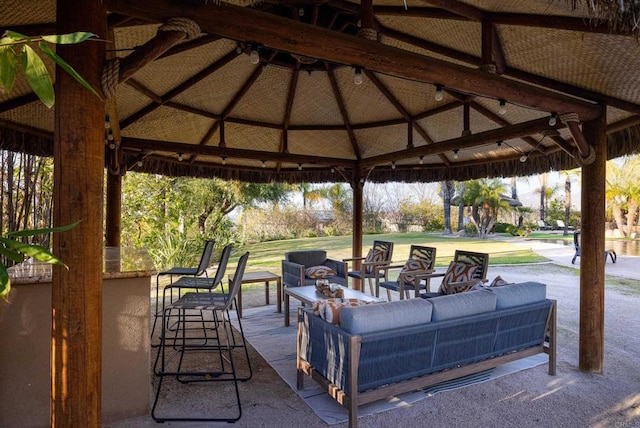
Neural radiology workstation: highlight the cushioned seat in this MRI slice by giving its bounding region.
[376,245,436,300]
[281,249,347,288]
[344,240,394,295]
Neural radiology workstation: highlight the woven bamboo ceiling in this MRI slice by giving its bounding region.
[2,0,640,183]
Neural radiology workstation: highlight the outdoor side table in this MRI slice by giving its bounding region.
[228,270,282,317]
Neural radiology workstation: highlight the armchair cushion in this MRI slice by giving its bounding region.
[399,258,431,286]
[286,250,328,266]
[305,265,337,279]
[340,298,433,334]
[438,261,478,294]
[364,248,387,274]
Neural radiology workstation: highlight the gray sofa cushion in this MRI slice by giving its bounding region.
[285,250,327,267]
[491,281,546,309]
[430,289,497,321]
[340,299,433,334]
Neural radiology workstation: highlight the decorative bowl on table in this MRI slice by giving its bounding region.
[315,280,344,298]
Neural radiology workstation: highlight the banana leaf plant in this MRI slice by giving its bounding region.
[0,222,79,301]
[0,30,101,108]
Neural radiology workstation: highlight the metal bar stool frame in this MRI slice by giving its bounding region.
[152,252,251,423]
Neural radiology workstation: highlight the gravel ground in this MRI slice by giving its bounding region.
[107,242,640,428]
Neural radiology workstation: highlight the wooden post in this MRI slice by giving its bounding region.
[52,1,106,426]
[579,111,606,373]
[105,171,122,247]
[351,171,364,291]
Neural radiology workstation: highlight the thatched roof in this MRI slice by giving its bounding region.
[2,0,640,184]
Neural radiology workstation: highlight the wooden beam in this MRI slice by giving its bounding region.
[121,136,356,166]
[103,0,601,120]
[361,116,556,167]
[418,0,484,21]
[0,93,39,113]
[53,0,106,426]
[579,110,606,373]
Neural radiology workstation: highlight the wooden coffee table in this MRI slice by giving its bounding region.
[283,285,383,327]
[229,270,282,318]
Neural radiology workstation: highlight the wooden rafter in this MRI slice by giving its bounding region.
[326,65,360,159]
[196,64,264,152]
[103,0,601,120]
[120,49,239,129]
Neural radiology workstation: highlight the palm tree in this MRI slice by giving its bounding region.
[297,183,324,210]
[560,168,580,235]
[463,178,510,239]
[606,159,629,236]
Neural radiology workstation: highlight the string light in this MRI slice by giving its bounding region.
[222,157,227,165]
[391,161,396,169]
[434,84,444,101]
[249,45,260,64]
[520,154,528,163]
[177,152,183,162]
[453,149,459,159]
[298,163,303,170]
[498,99,507,115]
[419,156,424,165]
[354,67,363,85]
[137,159,143,167]
[261,160,266,168]
[331,167,335,173]
[548,113,558,126]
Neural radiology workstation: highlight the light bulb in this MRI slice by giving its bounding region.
[549,113,557,126]
[435,84,444,101]
[298,163,302,170]
[419,156,424,165]
[222,157,227,165]
[137,160,143,167]
[498,100,506,115]
[261,160,266,168]
[250,48,260,64]
[520,154,528,163]
[391,161,396,169]
[331,167,335,173]
[177,153,183,162]
[453,150,458,159]
[298,7,305,16]
[354,67,363,85]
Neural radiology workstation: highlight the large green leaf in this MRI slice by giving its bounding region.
[41,32,97,45]
[0,245,25,263]
[0,237,66,267]
[2,31,30,42]
[21,45,54,108]
[0,266,9,302]
[7,221,80,238]
[0,46,17,93]
[39,43,101,99]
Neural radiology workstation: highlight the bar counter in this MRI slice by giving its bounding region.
[0,247,156,427]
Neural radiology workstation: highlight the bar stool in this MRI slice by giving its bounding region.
[152,252,251,423]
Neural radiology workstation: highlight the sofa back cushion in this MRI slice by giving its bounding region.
[430,289,497,321]
[340,299,433,334]
[491,281,546,309]
[285,250,327,266]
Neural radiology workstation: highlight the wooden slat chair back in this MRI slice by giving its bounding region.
[376,245,437,301]
[344,240,394,294]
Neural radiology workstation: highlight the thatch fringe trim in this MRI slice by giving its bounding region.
[560,0,640,37]
[0,129,53,157]
[2,125,640,185]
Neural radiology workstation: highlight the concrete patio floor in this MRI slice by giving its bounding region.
[106,239,640,428]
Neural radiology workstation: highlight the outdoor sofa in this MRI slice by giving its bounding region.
[296,281,556,428]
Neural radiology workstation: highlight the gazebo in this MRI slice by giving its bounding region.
[2,0,640,425]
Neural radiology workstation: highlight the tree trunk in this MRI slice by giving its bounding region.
[539,184,546,221]
[612,203,626,236]
[457,182,465,231]
[564,175,571,236]
[627,198,638,236]
[442,180,453,234]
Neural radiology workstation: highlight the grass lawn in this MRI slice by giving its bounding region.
[232,232,548,273]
